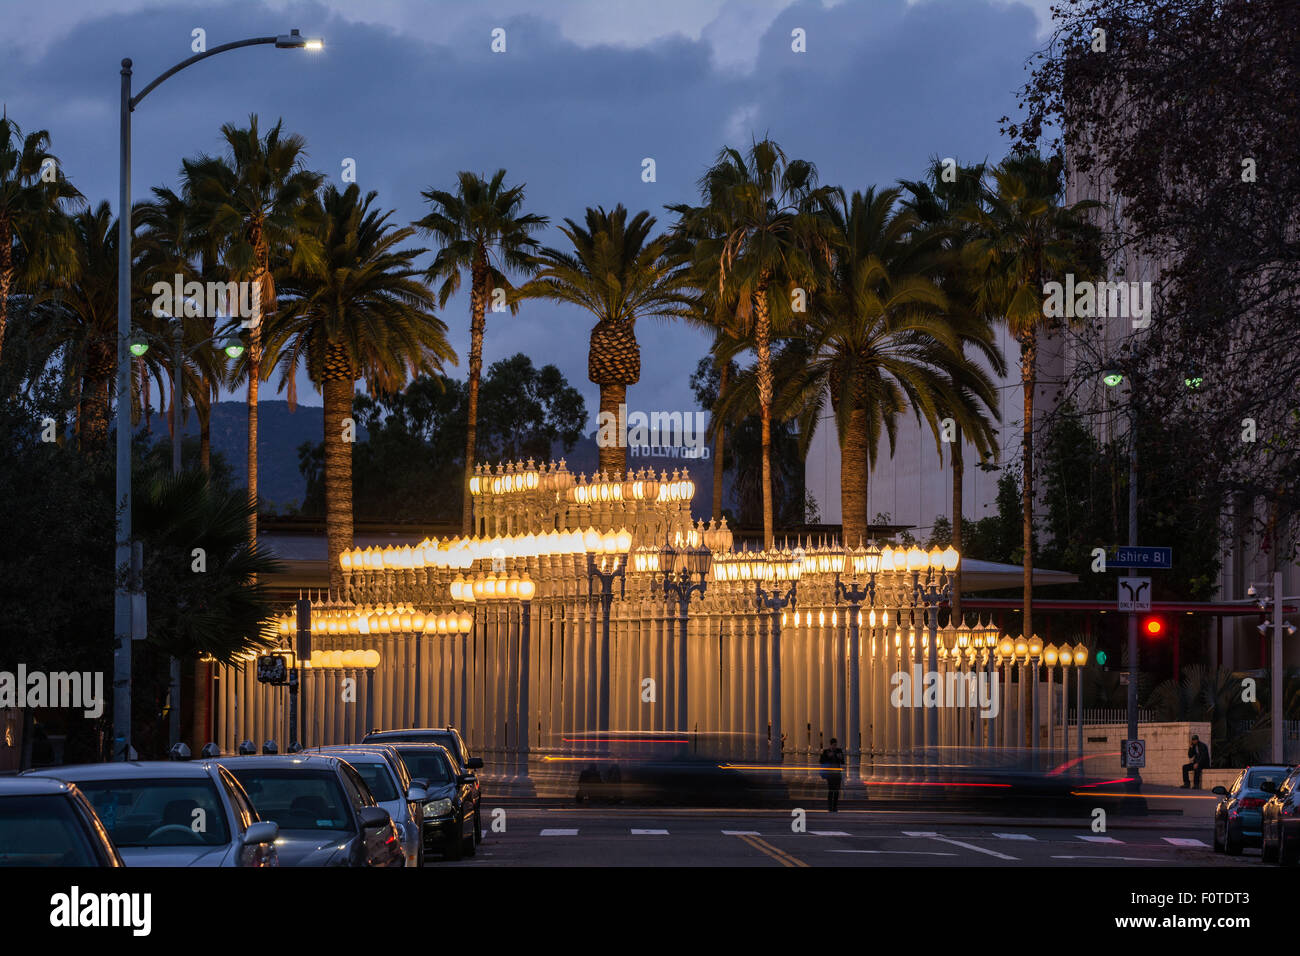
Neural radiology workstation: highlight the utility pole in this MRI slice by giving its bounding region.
[1125,404,1141,789]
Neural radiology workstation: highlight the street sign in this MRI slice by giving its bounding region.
[1111,546,1172,569]
[1123,738,1146,768]
[1117,576,1152,611]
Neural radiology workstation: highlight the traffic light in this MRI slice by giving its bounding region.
[1142,615,1166,637]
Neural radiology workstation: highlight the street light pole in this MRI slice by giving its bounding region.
[112,31,321,759]
[1124,402,1142,789]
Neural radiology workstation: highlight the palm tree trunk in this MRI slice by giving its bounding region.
[711,361,727,519]
[598,383,627,477]
[247,326,259,545]
[79,341,115,453]
[198,388,211,474]
[1020,331,1036,651]
[840,403,869,546]
[462,256,488,535]
[951,424,963,621]
[323,367,354,594]
[754,285,774,549]
[0,220,11,363]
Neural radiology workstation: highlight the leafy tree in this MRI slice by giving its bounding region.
[413,170,547,533]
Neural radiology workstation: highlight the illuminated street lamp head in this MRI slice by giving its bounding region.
[222,337,245,359]
[1102,368,1124,387]
[129,334,150,357]
[276,29,324,50]
[1184,374,1204,389]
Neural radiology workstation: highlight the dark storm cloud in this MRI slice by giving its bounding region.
[0,0,1040,420]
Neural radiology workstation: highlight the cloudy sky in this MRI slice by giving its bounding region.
[1,0,1058,423]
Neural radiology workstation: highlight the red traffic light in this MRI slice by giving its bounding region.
[1142,616,1165,637]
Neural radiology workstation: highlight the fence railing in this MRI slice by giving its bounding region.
[1067,708,1155,725]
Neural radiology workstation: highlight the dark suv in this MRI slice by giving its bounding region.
[363,728,483,841]
[380,743,478,861]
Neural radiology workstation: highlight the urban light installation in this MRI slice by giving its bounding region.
[661,538,712,732]
[836,544,878,784]
[113,29,323,760]
[587,527,632,733]
[756,550,802,762]
[911,545,959,757]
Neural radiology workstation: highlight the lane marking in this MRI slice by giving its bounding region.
[932,837,1019,860]
[828,849,957,856]
[722,830,761,836]
[540,828,578,836]
[1163,837,1208,847]
[1077,835,1123,843]
[736,833,809,868]
[903,830,939,837]
[992,833,1037,841]
[631,829,669,835]
[810,830,850,836]
[1051,855,1164,862]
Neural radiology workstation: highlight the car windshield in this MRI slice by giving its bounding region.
[348,762,398,801]
[395,749,454,785]
[227,769,351,831]
[371,732,465,766]
[75,778,231,848]
[1246,769,1286,790]
[0,794,99,866]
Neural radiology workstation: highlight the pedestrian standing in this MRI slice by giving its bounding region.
[819,737,845,812]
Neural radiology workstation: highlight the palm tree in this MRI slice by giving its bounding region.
[413,170,546,533]
[674,140,831,547]
[266,184,455,590]
[758,186,997,545]
[901,159,1008,617]
[182,116,325,543]
[135,186,228,465]
[523,205,695,478]
[962,151,1101,642]
[48,203,121,452]
[0,113,82,365]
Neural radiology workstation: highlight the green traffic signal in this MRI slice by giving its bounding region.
[1095,650,1108,666]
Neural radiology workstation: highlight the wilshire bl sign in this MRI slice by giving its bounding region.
[1110,546,1172,569]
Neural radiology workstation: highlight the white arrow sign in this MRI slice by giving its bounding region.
[1117,576,1151,611]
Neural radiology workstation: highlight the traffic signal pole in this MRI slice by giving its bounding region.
[1126,405,1142,790]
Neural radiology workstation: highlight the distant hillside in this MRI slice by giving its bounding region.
[187,402,722,519]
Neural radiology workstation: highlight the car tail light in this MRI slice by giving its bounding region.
[239,842,278,867]
[1239,797,1265,810]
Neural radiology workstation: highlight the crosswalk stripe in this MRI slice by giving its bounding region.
[540,828,578,836]
[902,830,939,837]
[1077,835,1123,843]
[631,828,669,835]
[811,830,850,836]
[1163,837,1208,847]
[722,830,761,836]
[992,833,1037,841]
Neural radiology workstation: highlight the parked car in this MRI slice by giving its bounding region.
[23,761,277,866]
[380,742,477,861]
[362,727,483,841]
[1260,766,1300,864]
[313,745,426,867]
[215,754,405,867]
[1213,764,1291,855]
[0,776,124,867]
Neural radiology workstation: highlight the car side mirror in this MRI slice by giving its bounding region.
[1261,780,1277,794]
[244,821,278,845]
[467,757,484,770]
[360,806,391,830]
[458,775,475,787]
[409,778,429,792]
[1212,786,1228,796]
[407,786,428,804]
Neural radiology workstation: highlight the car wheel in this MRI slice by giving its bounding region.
[1262,826,1279,863]
[1225,824,1243,856]
[445,830,463,861]
[1213,818,1224,853]
[474,809,482,844]
[416,842,425,868]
